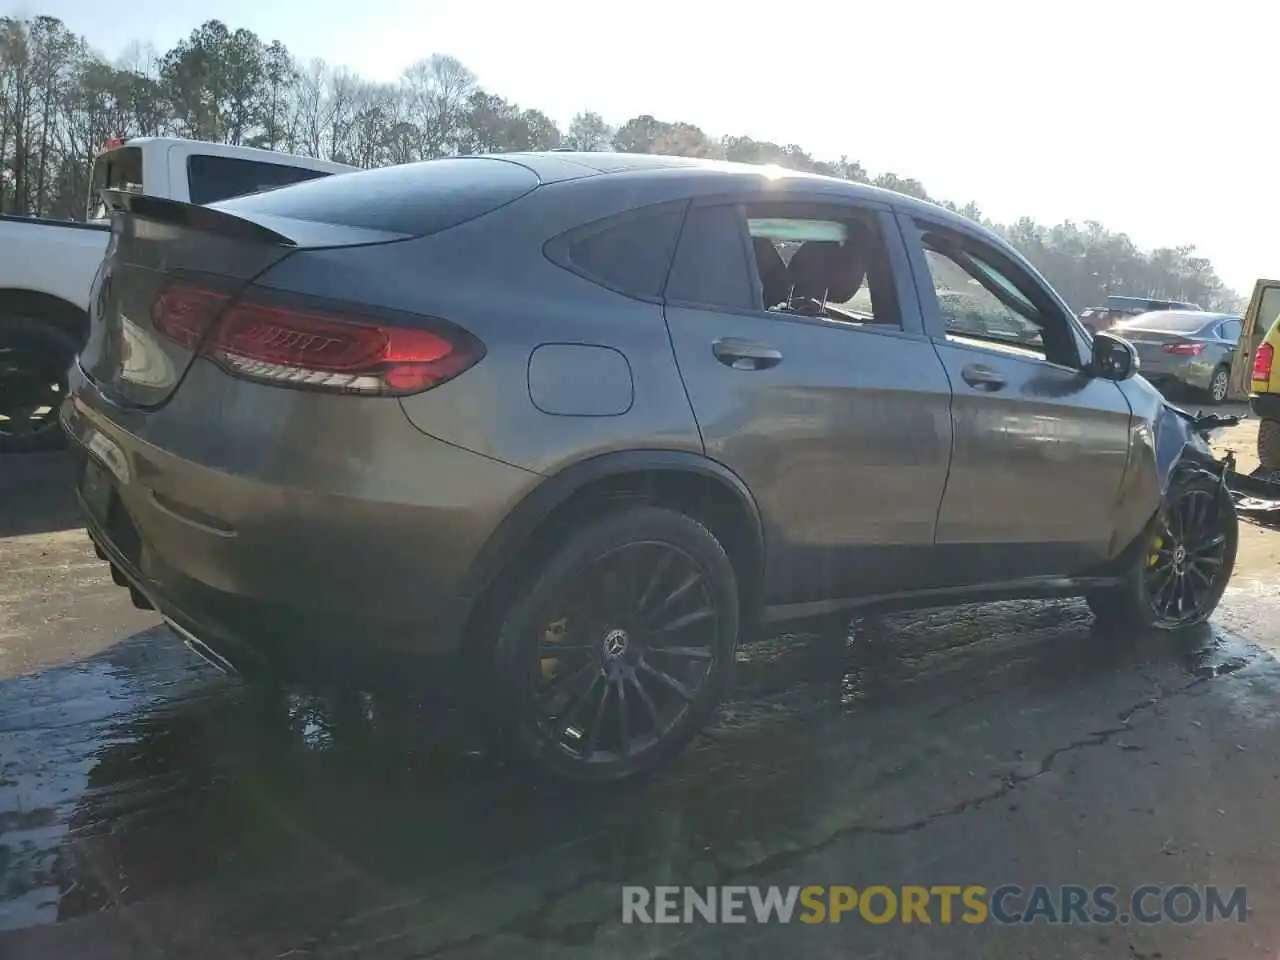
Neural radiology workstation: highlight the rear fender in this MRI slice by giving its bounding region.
[459,449,765,605]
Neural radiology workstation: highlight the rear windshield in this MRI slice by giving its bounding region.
[1108,296,1199,313]
[187,154,333,205]
[1118,311,1210,333]
[87,146,143,220]
[213,157,540,236]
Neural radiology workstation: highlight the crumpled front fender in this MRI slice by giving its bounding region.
[1108,397,1223,559]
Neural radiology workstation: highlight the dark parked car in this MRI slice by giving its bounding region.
[1114,310,1242,403]
[63,154,1238,782]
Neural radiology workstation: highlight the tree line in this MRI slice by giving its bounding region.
[0,14,1241,311]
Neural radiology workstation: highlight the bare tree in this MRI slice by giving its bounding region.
[324,66,358,162]
[292,58,329,157]
[401,54,476,158]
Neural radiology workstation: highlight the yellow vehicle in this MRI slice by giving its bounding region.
[1230,279,1280,471]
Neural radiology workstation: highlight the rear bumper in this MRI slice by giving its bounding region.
[78,493,474,682]
[61,361,541,680]
[1141,359,1211,391]
[1251,392,1280,421]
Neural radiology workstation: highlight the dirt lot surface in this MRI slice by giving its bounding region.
[0,413,1278,959]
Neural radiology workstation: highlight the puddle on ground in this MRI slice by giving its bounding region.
[1,590,1278,951]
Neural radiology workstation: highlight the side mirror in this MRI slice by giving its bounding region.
[1091,331,1138,381]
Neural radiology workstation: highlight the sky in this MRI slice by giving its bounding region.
[10,0,1275,296]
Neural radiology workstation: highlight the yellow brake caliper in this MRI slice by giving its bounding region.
[1148,535,1164,568]
[540,617,569,681]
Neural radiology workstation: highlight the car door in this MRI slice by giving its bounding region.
[897,211,1132,584]
[662,195,954,607]
[1230,280,1280,400]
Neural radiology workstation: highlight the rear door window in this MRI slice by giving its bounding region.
[665,204,757,310]
[667,201,903,328]
[187,155,333,205]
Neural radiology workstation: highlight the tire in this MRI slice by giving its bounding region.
[1205,365,1231,405]
[0,316,77,453]
[492,505,740,783]
[1259,417,1280,473]
[1087,468,1237,632]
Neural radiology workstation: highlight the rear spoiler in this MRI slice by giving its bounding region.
[100,188,412,250]
[101,189,297,247]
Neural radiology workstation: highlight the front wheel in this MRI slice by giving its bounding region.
[1088,469,1237,631]
[492,505,740,782]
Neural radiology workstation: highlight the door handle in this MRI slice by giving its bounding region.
[960,363,1007,391]
[712,338,783,371]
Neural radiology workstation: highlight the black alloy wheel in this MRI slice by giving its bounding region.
[1142,483,1233,628]
[495,506,739,782]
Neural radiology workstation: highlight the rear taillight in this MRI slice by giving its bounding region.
[152,283,231,349]
[1163,342,1204,356]
[1255,342,1275,382]
[151,281,484,396]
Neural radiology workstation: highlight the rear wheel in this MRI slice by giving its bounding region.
[0,317,76,453]
[1259,417,1280,473]
[492,505,739,782]
[1088,469,1237,631]
[1205,365,1230,404]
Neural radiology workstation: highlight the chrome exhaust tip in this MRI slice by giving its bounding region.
[164,618,239,676]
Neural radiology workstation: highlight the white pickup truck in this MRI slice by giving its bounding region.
[0,137,355,452]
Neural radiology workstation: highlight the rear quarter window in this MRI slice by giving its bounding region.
[213,157,540,237]
[548,202,687,301]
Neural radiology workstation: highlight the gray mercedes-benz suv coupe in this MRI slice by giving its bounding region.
[63,152,1238,780]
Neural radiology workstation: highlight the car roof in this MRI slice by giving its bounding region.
[497,151,1067,300]
[503,150,951,218]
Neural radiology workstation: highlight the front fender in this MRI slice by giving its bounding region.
[1109,387,1221,557]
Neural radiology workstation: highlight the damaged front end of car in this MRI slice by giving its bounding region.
[1080,401,1258,630]
[1165,406,1280,513]
[1111,400,1280,572]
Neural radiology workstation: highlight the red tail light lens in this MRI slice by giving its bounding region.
[1255,342,1275,382]
[152,281,484,396]
[152,283,231,348]
[1163,342,1204,356]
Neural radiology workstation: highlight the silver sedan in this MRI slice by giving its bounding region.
[1114,310,1242,403]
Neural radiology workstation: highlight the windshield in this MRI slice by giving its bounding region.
[1117,310,1211,333]
[86,146,143,221]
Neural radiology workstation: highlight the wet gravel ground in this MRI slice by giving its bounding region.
[3,444,1280,959]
